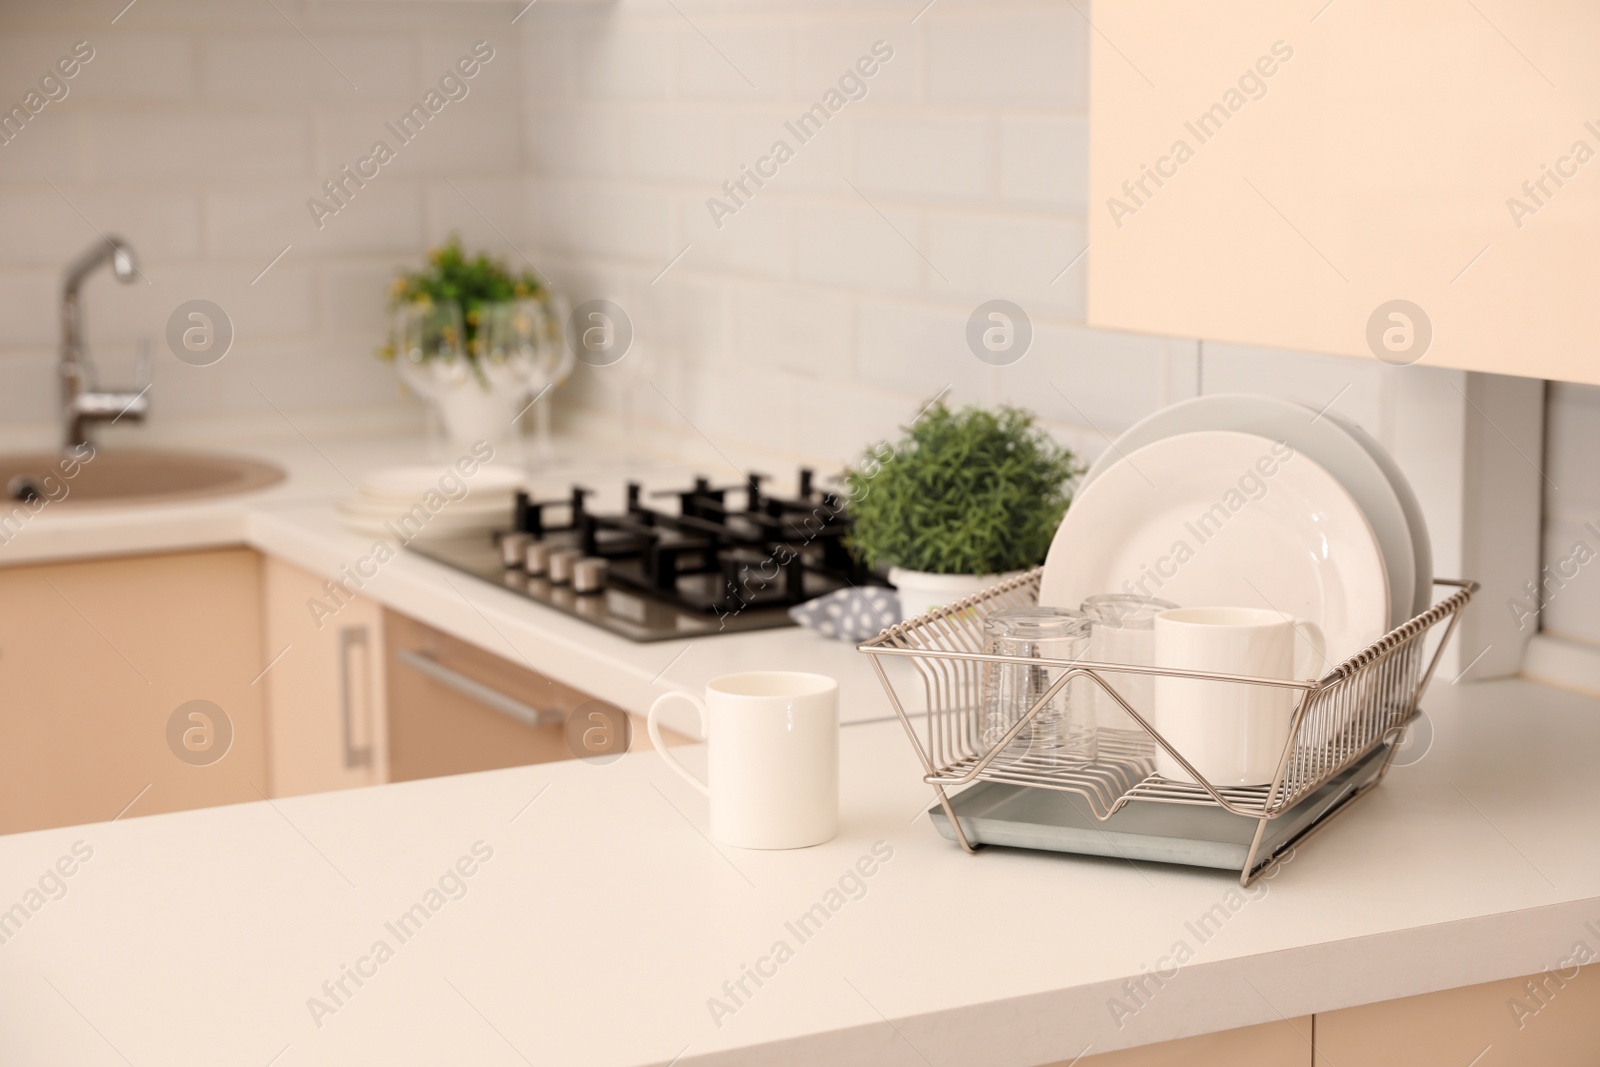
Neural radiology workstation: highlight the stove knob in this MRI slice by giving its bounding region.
[547,547,583,585]
[524,540,553,576]
[499,531,532,568]
[572,557,609,594]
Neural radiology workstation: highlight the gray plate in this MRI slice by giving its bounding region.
[929,746,1389,873]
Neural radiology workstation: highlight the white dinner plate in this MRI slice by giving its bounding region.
[336,499,504,540]
[1323,412,1434,617]
[1081,394,1417,630]
[359,464,527,499]
[340,494,512,519]
[1040,431,1390,671]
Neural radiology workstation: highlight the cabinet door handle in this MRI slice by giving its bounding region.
[395,648,565,729]
[340,626,375,769]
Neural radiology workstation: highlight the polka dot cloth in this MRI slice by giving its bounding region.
[788,587,901,642]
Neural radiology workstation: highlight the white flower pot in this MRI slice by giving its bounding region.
[398,357,533,445]
[888,567,1024,623]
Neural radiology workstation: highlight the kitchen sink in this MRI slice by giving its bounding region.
[0,450,284,506]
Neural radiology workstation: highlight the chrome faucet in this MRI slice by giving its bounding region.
[61,236,148,451]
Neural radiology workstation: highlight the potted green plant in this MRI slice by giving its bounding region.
[843,401,1080,621]
[382,237,569,443]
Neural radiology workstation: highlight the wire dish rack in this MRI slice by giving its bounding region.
[857,570,1476,885]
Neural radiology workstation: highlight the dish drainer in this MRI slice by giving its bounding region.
[857,570,1476,885]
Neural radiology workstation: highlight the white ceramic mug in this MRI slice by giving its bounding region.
[1152,607,1325,787]
[647,671,839,850]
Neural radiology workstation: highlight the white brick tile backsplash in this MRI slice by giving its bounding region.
[87,259,317,349]
[730,284,851,379]
[856,115,993,203]
[728,110,853,195]
[1200,340,1388,436]
[1000,115,1089,212]
[1547,383,1600,515]
[536,180,677,263]
[421,34,523,100]
[793,375,913,466]
[0,111,79,184]
[67,188,204,264]
[1542,515,1600,644]
[998,325,1199,435]
[211,32,424,100]
[791,25,919,107]
[681,191,787,278]
[677,23,787,102]
[926,211,1087,320]
[313,102,522,179]
[529,105,626,178]
[629,272,730,363]
[925,12,1087,108]
[793,202,925,297]
[0,269,61,349]
[0,350,59,426]
[56,32,195,102]
[0,191,84,268]
[854,298,990,403]
[205,181,426,259]
[624,108,726,183]
[422,176,529,256]
[574,24,675,101]
[317,259,401,338]
[86,113,311,182]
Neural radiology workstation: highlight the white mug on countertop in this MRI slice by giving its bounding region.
[647,671,839,850]
[1152,607,1325,787]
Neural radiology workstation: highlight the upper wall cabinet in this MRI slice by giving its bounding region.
[1088,0,1600,385]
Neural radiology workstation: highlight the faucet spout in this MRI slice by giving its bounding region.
[60,236,145,452]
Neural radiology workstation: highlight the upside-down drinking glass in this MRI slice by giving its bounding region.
[981,607,1096,767]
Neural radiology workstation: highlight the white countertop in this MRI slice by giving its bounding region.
[0,675,1596,1065]
[5,433,1596,1064]
[0,434,909,733]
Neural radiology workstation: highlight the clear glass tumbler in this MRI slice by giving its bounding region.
[1080,594,1178,738]
[981,607,1095,766]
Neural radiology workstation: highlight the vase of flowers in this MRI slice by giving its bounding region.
[843,401,1080,621]
[383,238,571,446]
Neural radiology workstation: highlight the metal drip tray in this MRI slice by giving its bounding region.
[929,744,1390,875]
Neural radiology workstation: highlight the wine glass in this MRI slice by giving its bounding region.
[483,296,574,462]
[393,301,468,454]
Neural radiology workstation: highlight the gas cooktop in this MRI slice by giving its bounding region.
[409,469,881,642]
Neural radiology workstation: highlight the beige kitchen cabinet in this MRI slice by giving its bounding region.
[1315,965,1600,1066]
[0,549,267,834]
[1087,1,1600,386]
[262,556,387,797]
[1053,1018,1310,1066]
[384,610,677,782]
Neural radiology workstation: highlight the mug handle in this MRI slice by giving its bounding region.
[647,691,710,796]
[1294,621,1328,679]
